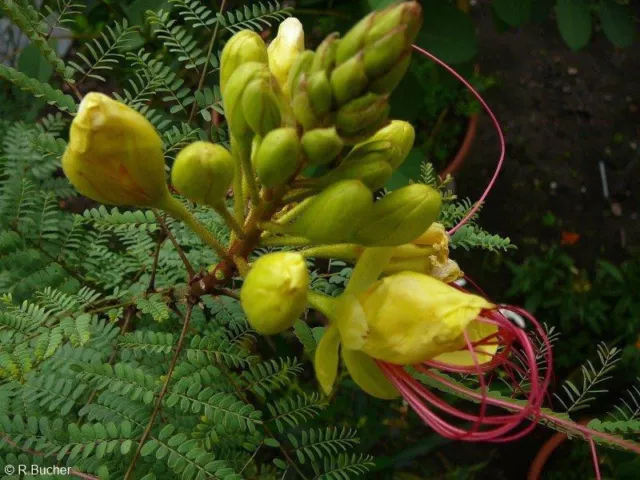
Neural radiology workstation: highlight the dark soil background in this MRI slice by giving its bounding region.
[441,8,640,479]
[455,7,640,301]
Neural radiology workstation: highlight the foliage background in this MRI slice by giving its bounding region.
[1,0,639,479]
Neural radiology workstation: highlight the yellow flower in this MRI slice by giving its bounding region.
[268,17,305,94]
[62,93,171,208]
[314,272,497,398]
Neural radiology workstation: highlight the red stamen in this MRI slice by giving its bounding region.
[411,44,506,235]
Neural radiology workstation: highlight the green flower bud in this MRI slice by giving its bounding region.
[241,252,310,335]
[171,142,234,207]
[268,17,305,94]
[224,62,282,139]
[369,51,411,95]
[334,2,422,96]
[287,50,315,94]
[220,31,268,95]
[301,127,344,166]
[330,53,368,106]
[307,71,333,116]
[242,78,282,137]
[286,180,373,243]
[255,128,301,188]
[291,87,320,131]
[316,157,392,191]
[352,184,442,246]
[335,93,390,143]
[310,33,340,74]
[350,120,414,170]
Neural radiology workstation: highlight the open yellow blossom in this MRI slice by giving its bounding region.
[314,272,497,399]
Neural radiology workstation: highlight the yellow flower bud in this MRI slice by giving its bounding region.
[353,184,442,246]
[62,92,171,208]
[335,272,494,365]
[268,17,305,94]
[170,142,234,207]
[220,31,268,95]
[285,180,373,244]
[255,128,301,188]
[301,127,344,166]
[361,120,414,169]
[241,252,310,335]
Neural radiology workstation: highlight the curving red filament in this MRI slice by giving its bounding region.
[411,44,506,235]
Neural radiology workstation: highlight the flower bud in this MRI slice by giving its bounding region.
[224,62,282,139]
[330,53,368,106]
[268,17,305,94]
[352,184,442,246]
[316,157,392,191]
[336,2,421,65]
[220,31,268,95]
[369,52,411,94]
[310,33,340,74]
[242,78,282,137]
[355,120,414,169]
[62,93,171,208]
[287,50,315,94]
[335,272,493,365]
[241,252,310,335]
[335,93,390,144]
[301,127,344,166]
[333,2,422,97]
[306,71,333,116]
[290,70,333,130]
[255,128,301,188]
[171,142,234,207]
[285,180,373,243]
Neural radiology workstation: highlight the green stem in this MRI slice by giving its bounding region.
[214,204,246,239]
[231,135,246,225]
[259,235,312,248]
[281,187,317,204]
[299,244,358,260]
[308,291,338,322]
[238,138,259,205]
[160,197,229,261]
[344,247,394,295]
[274,197,314,225]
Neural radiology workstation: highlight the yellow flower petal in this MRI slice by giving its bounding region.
[334,294,368,351]
[342,348,399,400]
[314,325,341,395]
[357,272,494,365]
[433,320,499,366]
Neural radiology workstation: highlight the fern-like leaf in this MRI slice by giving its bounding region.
[69,19,136,84]
[554,343,621,413]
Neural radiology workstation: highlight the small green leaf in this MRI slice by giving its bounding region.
[556,0,592,50]
[598,0,635,48]
[264,437,280,448]
[493,0,532,26]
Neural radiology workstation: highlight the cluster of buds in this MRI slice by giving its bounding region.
[286,2,421,143]
[60,2,629,463]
